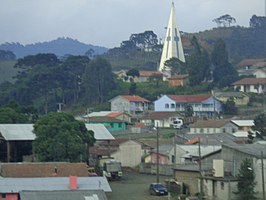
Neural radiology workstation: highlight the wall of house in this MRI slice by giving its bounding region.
[154,95,176,112]
[188,127,221,134]
[0,193,19,200]
[111,98,130,113]
[222,145,266,199]
[234,84,265,94]
[111,140,142,167]
[221,123,238,134]
[203,179,238,200]
[174,170,200,195]
[150,153,169,165]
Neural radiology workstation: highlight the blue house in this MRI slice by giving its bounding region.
[154,94,223,117]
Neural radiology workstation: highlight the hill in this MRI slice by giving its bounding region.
[0,61,18,84]
[0,37,108,58]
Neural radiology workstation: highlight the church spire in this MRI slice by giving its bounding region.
[158,2,185,73]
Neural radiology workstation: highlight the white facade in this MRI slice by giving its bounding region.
[111,140,142,167]
[154,95,223,117]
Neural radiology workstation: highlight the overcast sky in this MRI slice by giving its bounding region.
[0,0,264,48]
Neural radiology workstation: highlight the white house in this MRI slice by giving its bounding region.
[109,95,150,117]
[154,94,223,117]
[140,111,182,128]
[232,78,266,94]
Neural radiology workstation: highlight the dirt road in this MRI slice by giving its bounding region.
[108,171,172,200]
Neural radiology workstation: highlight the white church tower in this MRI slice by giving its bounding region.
[158,2,185,74]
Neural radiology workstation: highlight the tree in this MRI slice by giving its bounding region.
[33,112,95,162]
[252,113,266,136]
[82,57,116,104]
[223,97,238,115]
[0,102,38,123]
[211,39,238,88]
[126,69,140,78]
[213,14,236,27]
[0,50,16,61]
[164,57,187,75]
[250,15,266,29]
[129,82,137,95]
[184,104,193,117]
[235,158,257,200]
[187,36,211,86]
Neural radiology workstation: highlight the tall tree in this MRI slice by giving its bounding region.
[252,113,266,136]
[235,158,257,200]
[33,112,95,162]
[187,36,211,86]
[83,57,115,104]
[211,39,238,88]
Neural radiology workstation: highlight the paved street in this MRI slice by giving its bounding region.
[108,171,172,200]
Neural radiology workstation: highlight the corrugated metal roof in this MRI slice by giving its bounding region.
[0,177,111,193]
[0,124,35,141]
[85,124,115,140]
[231,120,254,127]
[20,190,108,200]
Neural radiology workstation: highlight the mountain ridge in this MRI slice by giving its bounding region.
[0,37,108,58]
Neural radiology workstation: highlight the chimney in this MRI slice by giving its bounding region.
[69,176,78,190]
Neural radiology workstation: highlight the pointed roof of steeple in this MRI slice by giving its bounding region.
[159,2,185,73]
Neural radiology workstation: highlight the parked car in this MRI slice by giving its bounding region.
[149,183,168,196]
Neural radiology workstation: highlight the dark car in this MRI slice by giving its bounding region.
[149,183,168,196]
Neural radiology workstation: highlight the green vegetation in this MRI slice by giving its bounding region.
[33,112,95,162]
[235,158,257,200]
[0,61,18,84]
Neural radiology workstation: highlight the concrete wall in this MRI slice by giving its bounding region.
[112,140,142,167]
[174,170,200,195]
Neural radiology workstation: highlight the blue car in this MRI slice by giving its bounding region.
[149,183,168,196]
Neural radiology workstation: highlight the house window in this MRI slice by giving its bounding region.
[2,194,6,198]
[118,123,122,128]
[165,104,169,109]
[171,103,175,108]
[221,182,224,190]
[200,128,204,133]
[110,123,114,128]
[223,128,226,133]
[232,128,236,133]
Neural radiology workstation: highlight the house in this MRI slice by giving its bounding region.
[237,58,266,70]
[214,91,250,106]
[174,143,266,199]
[222,119,254,138]
[135,70,163,83]
[90,139,142,167]
[188,119,230,134]
[232,78,266,94]
[109,95,150,117]
[0,124,114,162]
[140,111,183,128]
[167,74,189,87]
[237,68,266,78]
[0,124,35,162]
[85,116,127,131]
[221,143,266,199]
[154,94,223,117]
[83,111,132,123]
[0,176,111,200]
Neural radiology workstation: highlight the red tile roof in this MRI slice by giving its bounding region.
[121,95,150,102]
[238,59,265,67]
[232,78,266,85]
[139,71,163,77]
[141,112,180,120]
[88,116,126,123]
[98,138,130,146]
[106,112,123,117]
[0,163,89,178]
[168,94,212,103]
[89,146,117,156]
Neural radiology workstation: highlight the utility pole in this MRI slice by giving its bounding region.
[156,123,159,183]
[261,151,265,200]
[198,138,203,200]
